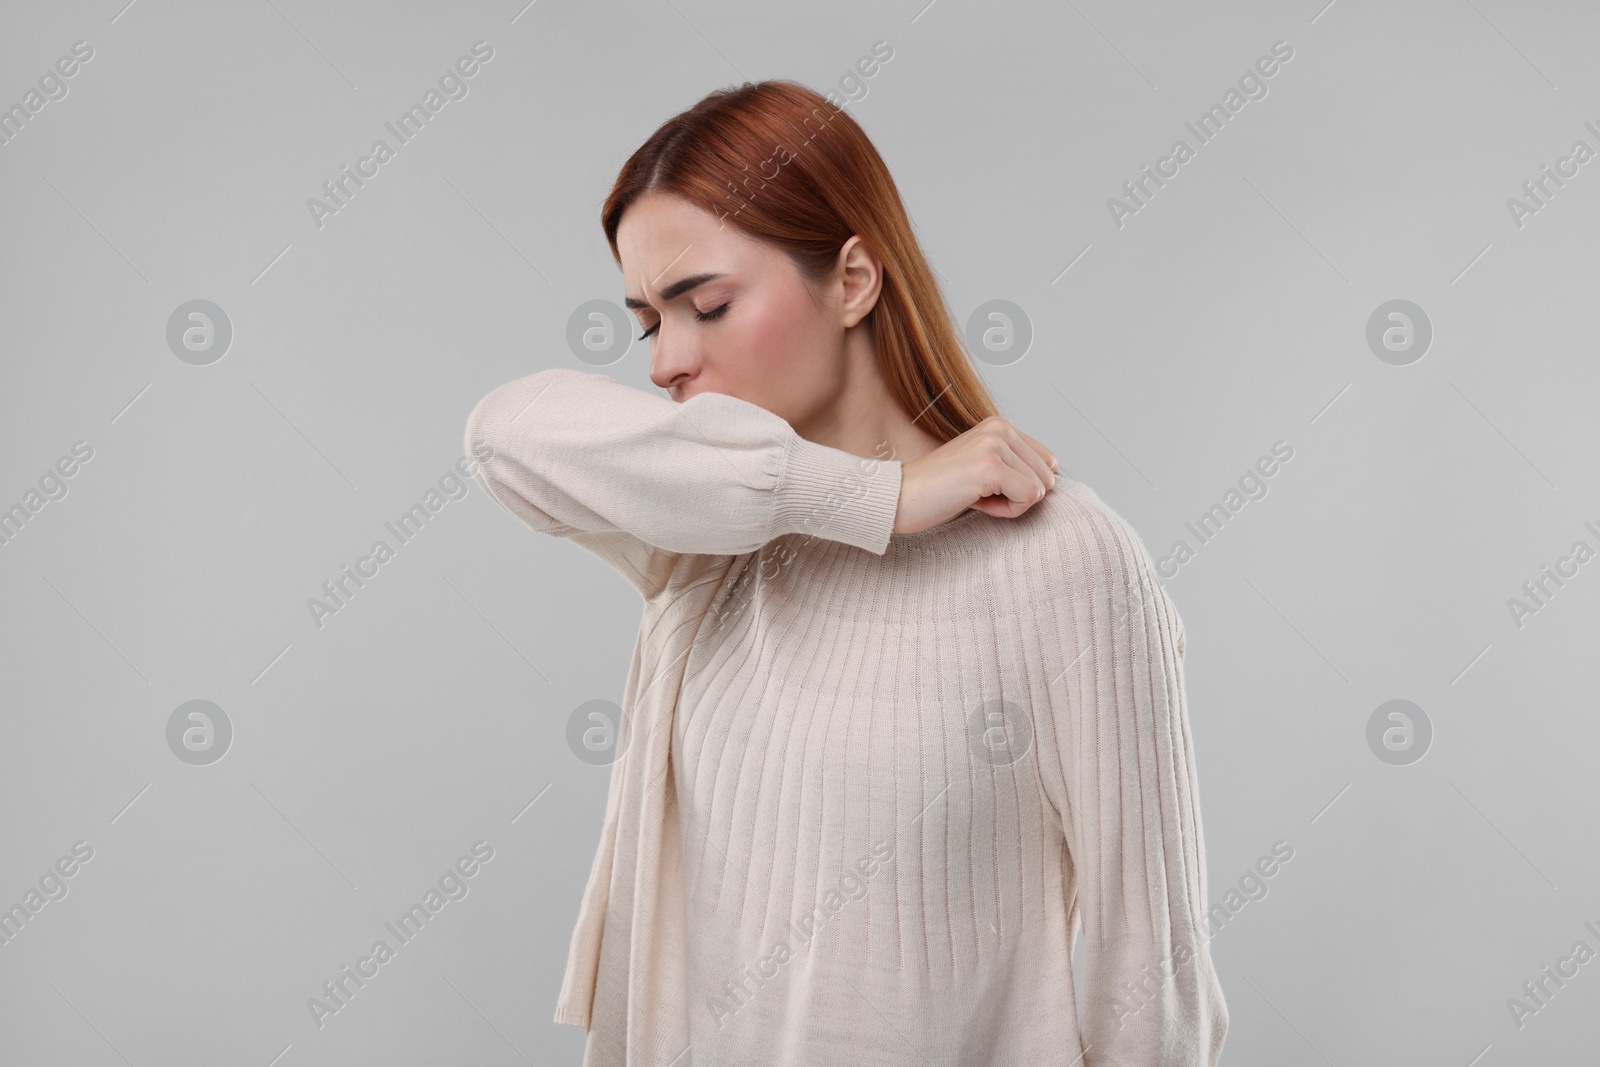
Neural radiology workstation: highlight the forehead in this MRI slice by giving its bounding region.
[617,192,757,298]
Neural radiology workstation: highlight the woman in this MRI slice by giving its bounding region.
[463,80,1227,1067]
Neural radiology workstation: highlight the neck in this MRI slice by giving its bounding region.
[792,328,945,465]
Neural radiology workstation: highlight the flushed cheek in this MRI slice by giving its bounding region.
[740,295,827,379]
[747,350,833,425]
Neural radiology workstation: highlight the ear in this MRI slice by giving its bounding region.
[836,235,884,328]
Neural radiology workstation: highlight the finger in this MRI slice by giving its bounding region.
[1012,428,1059,476]
[992,445,1050,514]
[998,426,1056,495]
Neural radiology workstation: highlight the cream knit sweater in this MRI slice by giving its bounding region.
[463,368,1228,1067]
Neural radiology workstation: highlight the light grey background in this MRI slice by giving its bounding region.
[3,0,1598,1064]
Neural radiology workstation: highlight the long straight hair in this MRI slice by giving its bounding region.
[600,79,999,444]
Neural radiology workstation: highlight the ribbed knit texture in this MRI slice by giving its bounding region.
[464,368,1229,1067]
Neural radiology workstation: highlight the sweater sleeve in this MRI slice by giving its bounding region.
[461,368,903,599]
[1036,490,1227,1065]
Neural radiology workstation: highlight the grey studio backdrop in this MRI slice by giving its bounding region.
[2,0,1598,1064]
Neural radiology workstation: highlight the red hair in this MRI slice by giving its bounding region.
[600,79,1000,444]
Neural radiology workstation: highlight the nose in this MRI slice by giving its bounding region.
[647,329,697,396]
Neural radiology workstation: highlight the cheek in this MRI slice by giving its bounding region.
[708,284,837,420]
[724,293,822,382]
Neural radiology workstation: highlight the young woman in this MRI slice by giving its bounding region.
[464,80,1227,1067]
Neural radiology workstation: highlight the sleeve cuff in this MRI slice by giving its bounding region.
[773,434,903,556]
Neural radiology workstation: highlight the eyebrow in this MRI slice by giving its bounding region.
[624,271,726,310]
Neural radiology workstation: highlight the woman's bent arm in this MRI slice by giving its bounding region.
[462,368,903,598]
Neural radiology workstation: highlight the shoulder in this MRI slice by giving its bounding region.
[1022,478,1162,586]
[1017,479,1184,614]
[1021,477,1187,655]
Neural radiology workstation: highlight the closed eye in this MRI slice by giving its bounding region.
[638,303,729,340]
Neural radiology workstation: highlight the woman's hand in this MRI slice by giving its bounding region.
[894,416,1059,534]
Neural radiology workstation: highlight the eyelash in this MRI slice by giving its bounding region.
[637,303,729,340]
